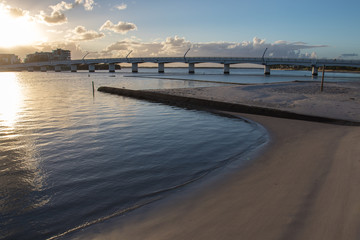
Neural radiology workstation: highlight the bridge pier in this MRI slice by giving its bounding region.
[189,63,195,74]
[55,65,61,72]
[89,64,95,72]
[71,65,77,72]
[40,66,47,72]
[28,67,34,72]
[109,63,115,73]
[224,64,230,74]
[132,63,138,73]
[158,63,165,73]
[312,66,318,76]
[264,65,270,75]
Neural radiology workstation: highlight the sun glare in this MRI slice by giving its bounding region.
[0,73,23,128]
[0,8,44,48]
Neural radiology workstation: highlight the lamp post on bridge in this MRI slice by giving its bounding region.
[126,50,133,62]
[184,48,195,74]
[262,47,268,63]
[262,48,270,75]
[184,48,191,62]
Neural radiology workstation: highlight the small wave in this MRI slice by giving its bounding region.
[47,197,162,240]
[47,137,266,240]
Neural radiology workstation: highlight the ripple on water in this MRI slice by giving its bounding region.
[0,71,269,240]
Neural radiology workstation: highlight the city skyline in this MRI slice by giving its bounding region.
[0,0,359,60]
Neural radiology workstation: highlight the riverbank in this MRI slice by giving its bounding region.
[74,81,360,239]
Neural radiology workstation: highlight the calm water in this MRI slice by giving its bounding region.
[128,67,360,84]
[0,70,269,240]
[0,68,358,239]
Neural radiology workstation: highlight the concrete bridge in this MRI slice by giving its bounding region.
[2,57,360,76]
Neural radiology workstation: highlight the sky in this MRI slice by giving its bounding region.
[0,0,359,60]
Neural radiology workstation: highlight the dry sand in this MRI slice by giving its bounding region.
[75,81,360,240]
[151,81,360,122]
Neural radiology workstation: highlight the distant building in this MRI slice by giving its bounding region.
[0,54,21,65]
[51,49,71,61]
[25,49,71,63]
[25,52,51,63]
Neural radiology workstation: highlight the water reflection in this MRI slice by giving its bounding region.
[0,72,23,128]
[0,73,49,239]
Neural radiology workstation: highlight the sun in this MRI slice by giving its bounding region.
[0,8,44,48]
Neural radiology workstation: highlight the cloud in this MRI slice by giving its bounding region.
[37,10,67,25]
[0,41,87,59]
[36,1,73,25]
[51,1,74,12]
[75,0,95,11]
[7,6,28,18]
[67,25,105,41]
[36,0,96,25]
[100,20,137,34]
[2,35,327,61]
[38,42,88,58]
[116,3,127,10]
[100,38,164,57]
[160,36,191,55]
[0,2,30,19]
[47,29,64,34]
[100,36,326,59]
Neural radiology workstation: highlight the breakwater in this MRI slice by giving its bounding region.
[98,86,360,126]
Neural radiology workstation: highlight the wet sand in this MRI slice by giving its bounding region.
[75,113,360,240]
[74,82,360,240]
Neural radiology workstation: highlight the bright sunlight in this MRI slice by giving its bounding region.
[0,72,23,128]
[0,7,43,48]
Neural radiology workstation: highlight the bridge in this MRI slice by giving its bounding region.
[1,57,360,76]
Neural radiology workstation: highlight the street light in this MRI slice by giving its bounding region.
[184,48,191,62]
[126,50,133,62]
[82,52,90,62]
[262,48,268,63]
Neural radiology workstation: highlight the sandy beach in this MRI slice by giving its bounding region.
[75,81,360,240]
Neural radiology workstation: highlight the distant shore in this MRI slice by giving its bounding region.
[74,81,360,240]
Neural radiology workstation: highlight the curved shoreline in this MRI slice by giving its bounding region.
[73,85,360,240]
[73,111,360,240]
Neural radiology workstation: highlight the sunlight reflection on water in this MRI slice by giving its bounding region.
[0,72,23,128]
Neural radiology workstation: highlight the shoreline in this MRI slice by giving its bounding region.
[73,83,360,239]
[98,84,360,125]
[73,113,360,240]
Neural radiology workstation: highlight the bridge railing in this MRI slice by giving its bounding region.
[1,57,360,70]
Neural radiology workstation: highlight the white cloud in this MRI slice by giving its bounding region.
[116,3,127,10]
[75,0,95,11]
[1,34,327,61]
[100,20,137,34]
[37,10,68,25]
[36,1,73,25]
[99,36,326,59]
[0,2,30,19]
[7,6,29,18]
[67,25,105,41]
[36,0,96,25]
[51,1,74,12]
